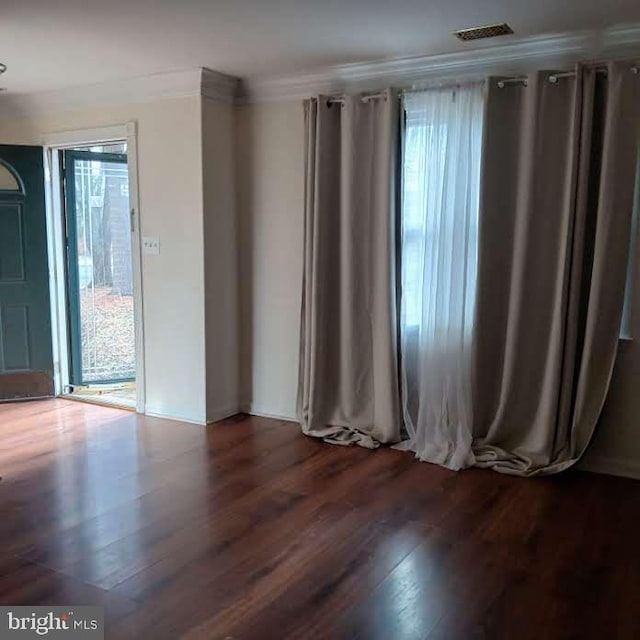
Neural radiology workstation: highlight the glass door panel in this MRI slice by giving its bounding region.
[64,150,134,385]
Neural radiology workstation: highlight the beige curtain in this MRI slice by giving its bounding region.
[473,62,640,475]
[298,90,402,447]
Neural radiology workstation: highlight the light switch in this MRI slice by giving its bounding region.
[142,236,160,255]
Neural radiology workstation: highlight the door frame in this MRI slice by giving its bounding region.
[43,123,146,413]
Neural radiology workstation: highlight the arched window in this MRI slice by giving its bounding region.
[0,161,24,193]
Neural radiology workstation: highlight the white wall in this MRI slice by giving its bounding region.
[0,97,208,423]
[202,96,239,421]
[236,101,304,419]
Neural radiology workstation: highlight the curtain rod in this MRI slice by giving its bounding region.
[325,92,387,105]
[325,80,483,104]
[498,63,639,88]
[549,65,639,83]
[322,62,640,101]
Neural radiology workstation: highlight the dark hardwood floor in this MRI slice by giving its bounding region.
[1,399,639,639]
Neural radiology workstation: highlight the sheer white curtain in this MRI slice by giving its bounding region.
[396,83,484,469]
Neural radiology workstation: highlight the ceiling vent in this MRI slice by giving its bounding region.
[453,23,513,41]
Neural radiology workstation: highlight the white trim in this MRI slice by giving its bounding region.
[0,68,238,117]
[125,122,146,414]
[43,124,133,148]
[43,148,70,396]
[240,24,640,102]
[43,123,146,414]
[578,455,640,480]
[145,409,207,426]
[240,404,297,423]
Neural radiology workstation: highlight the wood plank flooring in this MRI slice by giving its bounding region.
[1,399,639,639]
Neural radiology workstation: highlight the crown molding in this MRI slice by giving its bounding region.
[0,67,239,118]
[240,23,640,103]
[1,24,638,114]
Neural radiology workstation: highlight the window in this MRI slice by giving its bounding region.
[402,121,448,327]
[398,83,484,469]
[0,162,22,192]
[400,86,484,336]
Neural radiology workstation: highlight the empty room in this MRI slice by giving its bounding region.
[1,1,640,638]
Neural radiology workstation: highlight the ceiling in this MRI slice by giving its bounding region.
[2,0,640,94]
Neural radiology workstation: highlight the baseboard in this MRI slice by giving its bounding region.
[144,408,207,426]
[144,404,293,426]
[578,455,640,480]
[239,404,297,423]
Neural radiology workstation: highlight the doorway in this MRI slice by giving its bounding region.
[45,125,144,412]
[63,145,136,408]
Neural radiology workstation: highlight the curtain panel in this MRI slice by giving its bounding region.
[473,62,640,475]
[297,62,640,476]
[298,91,402,447]
[396,84,484,469]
